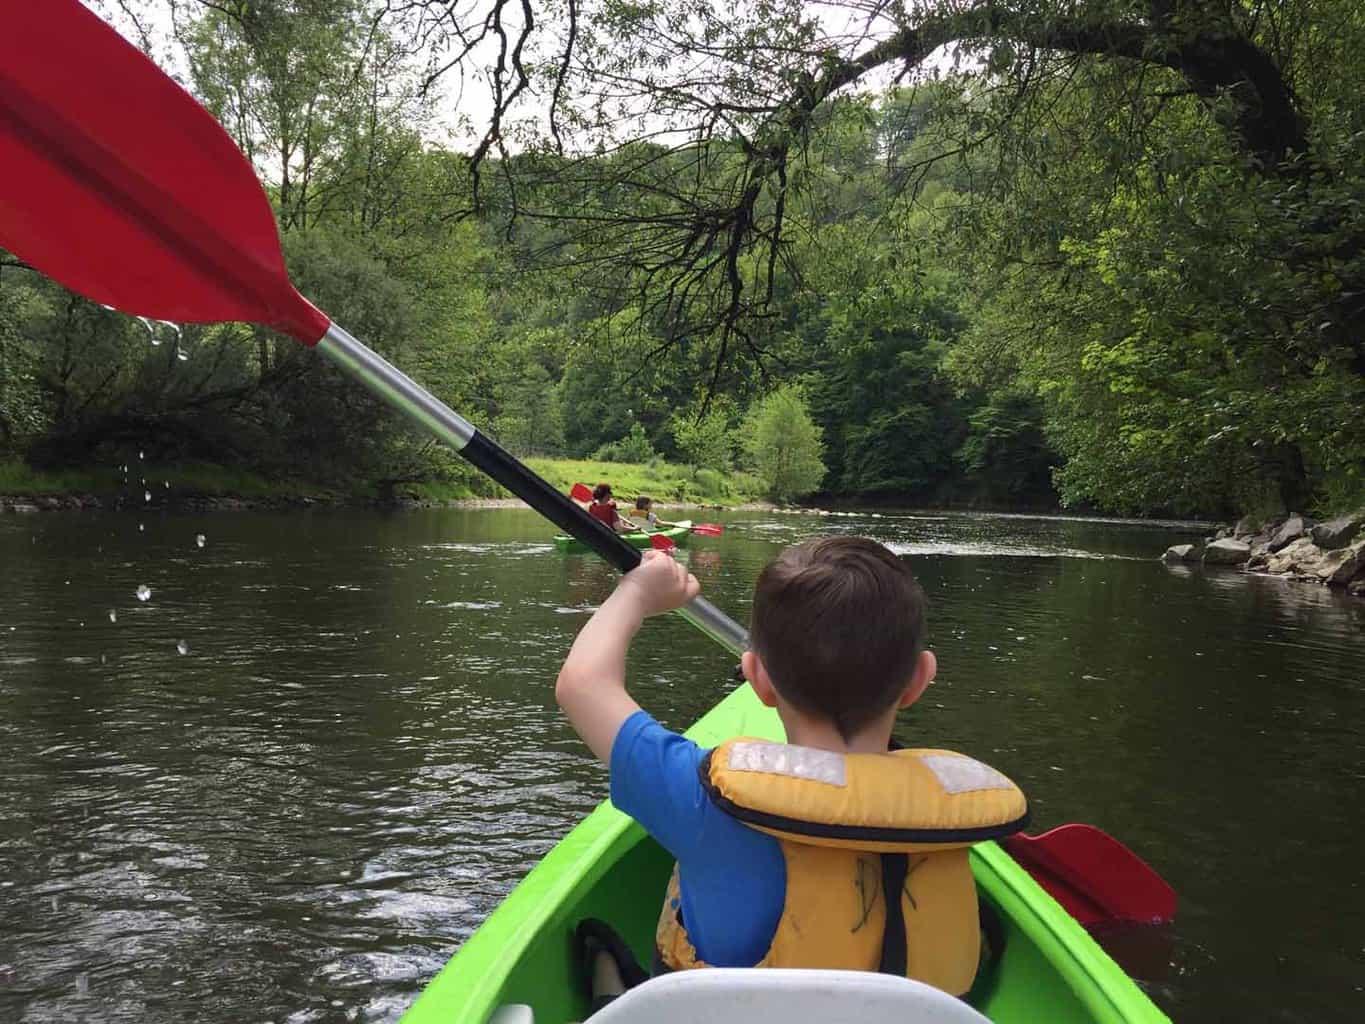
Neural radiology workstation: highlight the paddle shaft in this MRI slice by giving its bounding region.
[318,324,750,657]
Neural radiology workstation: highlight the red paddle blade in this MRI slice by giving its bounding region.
[570,483,594,502]
[1002,825,1176,927]
[691,523,724,535]
[649,533,677,551]
[0,1,328,344]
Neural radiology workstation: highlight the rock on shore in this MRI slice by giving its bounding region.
[1164,510,1365,598]
[1203,538,1252,564]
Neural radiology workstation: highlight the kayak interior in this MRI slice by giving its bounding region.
[401,687,1167,1024]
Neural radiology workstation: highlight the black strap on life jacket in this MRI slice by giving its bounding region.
[878,852,909,976]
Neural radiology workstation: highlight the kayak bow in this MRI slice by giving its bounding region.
[401,685,1170,1024]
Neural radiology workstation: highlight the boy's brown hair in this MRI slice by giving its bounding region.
[750,536,927,741]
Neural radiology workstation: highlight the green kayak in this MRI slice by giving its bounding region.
[401,684,1170,1024]
[553,521,692,553]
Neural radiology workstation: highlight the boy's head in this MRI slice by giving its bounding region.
[747,537,929,741]
[592,483,613,502]
[635,496,653,511]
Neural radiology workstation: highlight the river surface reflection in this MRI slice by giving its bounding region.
[1,506,1362,1022]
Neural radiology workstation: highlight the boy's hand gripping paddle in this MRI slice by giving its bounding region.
[0,0,1174,932]
[0,0,747,655]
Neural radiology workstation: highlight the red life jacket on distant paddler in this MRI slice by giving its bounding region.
[589,501,619,527]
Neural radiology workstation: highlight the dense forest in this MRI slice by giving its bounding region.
[1,0,1362,517]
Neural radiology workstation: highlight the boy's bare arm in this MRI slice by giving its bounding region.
[555,550,701,763]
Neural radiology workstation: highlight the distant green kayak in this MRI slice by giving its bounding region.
[401,684,1171,1024]
[553,520,692,553]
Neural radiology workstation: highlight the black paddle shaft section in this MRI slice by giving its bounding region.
[462,431,643,574]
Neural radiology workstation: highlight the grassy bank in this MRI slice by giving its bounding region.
[525,457,765,505]
[0,456,766,506]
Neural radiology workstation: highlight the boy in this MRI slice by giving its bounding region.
[556,537,1026,1002]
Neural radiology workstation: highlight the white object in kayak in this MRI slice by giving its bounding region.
[487,968,992,1023]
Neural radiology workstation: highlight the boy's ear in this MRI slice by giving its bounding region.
[898,649,937,709]
[743,651,780,708]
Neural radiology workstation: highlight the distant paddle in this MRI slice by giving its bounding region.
[570,483,724,535]
[0,0,750,655]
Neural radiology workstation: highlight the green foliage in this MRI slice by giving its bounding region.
[951,90,1365,515]
[0,276,48,454]
[593,422,657,463]
[744,386,826,501]
[12,1,1365,521]
[955,391,1057,506]
[670,402,735,472]
[525,457,763,504]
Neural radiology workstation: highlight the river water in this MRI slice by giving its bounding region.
[1,506,1362,1022]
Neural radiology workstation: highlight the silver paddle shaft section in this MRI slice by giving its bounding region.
[318,322,478,449]
[316,323,750,659]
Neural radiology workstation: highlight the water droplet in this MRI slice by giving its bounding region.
[163,481,169,488]
[138,523,145,533]
[144,490,152,503]
[109,609,117,623]
[139,451,144,461]
[136,585,151,602]
[177,350,189,362]
[176,640,189,656]
[150,336,162,346]
[51,895,59,911]
[195,534,206,548]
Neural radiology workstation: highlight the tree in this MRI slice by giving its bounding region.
[671,403,735,473]
[744,386,825,501]
[0,273,48,453]
[391,0,1336,349]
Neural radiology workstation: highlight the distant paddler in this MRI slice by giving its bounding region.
[584,483,640,534]
[633,495,678,532]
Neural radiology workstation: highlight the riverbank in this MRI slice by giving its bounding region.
[0,455,770,512]
[1163,510,1365,598]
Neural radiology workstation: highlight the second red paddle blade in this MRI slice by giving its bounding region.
[1003,825,1176,926]
[0,0,327,343]
[649,534,676,551]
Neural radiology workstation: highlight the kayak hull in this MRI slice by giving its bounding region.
[401,685,1170,1023]
[553,521,692,552]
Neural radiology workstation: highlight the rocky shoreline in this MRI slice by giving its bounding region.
[1163,511,1365,598]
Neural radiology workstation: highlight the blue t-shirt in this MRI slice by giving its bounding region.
[609,710,786,967]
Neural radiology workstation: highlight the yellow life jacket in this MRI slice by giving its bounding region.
[655,738,1028,996]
